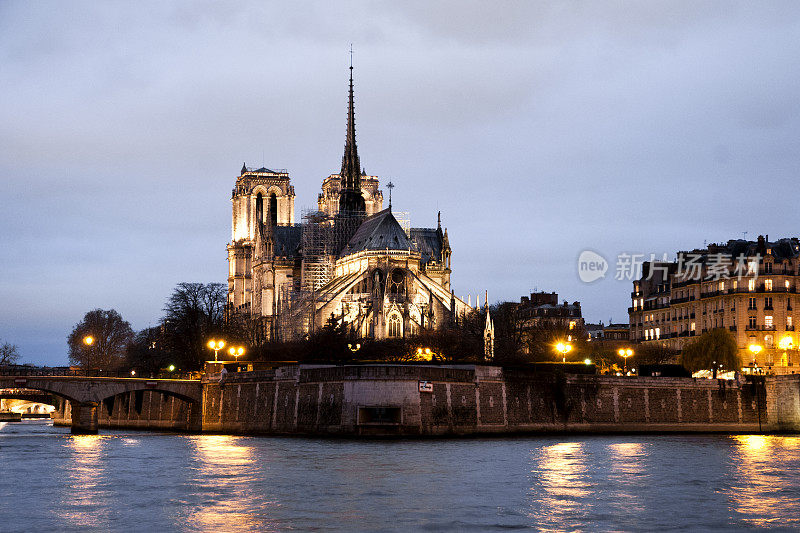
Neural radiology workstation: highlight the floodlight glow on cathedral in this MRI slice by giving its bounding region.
[226,65,473,342]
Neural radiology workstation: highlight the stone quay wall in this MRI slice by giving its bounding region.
[199,365,800,436]
[49,365,800,436]
[52,389,200,432]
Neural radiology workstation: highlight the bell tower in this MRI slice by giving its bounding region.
[227,165,295,311]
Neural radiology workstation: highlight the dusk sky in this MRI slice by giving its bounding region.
[2,2,800,366]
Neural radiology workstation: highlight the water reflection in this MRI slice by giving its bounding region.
[184,435,277,532]
[60,435,111,529]
[729,435,800,527]
[607,442,647,515]
[529,442,592,526]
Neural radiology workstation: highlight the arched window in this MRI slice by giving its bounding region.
[255,193,263,224]
[269,193,278,226]
[372,270,384,298]
[389,269,405,297]
[388,314,402,338]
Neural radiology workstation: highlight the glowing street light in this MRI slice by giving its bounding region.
[556,342,572,363]
[228,346,245,361]
[83,335,94,376]
[168,365,176,372]
[618,348,634,374]
[748,343,763,370]
[207,339,225,362]
[416,347,434,361]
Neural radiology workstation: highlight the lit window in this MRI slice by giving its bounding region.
[765,334,774,347]
[749,279,755,292]
[633,300,638,310]
[388,314,402,338]
[788,316,793,328]
[765,315,774,328]
[786,280,791,290]
[690,322,696,331]
[733,280,738,290]
[719,281,725,292]
[655,328,660,339]
[765,279,773,291]
[569,321,576,330]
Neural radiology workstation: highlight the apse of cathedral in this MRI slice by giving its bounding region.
[226,66,472,341]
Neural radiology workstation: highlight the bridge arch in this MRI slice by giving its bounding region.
[0,376,202,434]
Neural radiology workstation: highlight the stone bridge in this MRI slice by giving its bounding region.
[0,375,202,434]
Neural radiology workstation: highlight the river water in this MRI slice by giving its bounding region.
[1,420,799,532]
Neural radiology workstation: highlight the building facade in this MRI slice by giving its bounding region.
[629,236,800,374]
[226,66,470,342]
[517,291,584,331]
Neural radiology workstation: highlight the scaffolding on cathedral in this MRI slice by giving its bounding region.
[275,208,375,341]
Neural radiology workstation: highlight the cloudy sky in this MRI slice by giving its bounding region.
[2,1,800,366]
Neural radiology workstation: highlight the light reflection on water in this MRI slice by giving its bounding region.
[182,435,278,532]
[729,435,800,527]
[531,441,593,525]
[1,420,800,532]
[61,435,112,530]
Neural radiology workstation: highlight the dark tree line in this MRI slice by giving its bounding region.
[67,282,227,372]
[69,289,683,372]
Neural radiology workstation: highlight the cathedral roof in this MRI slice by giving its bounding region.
[340,209,413,257]
[410,228,443,264]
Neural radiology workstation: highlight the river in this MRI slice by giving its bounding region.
[1,420,799,531]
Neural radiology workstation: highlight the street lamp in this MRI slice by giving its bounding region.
[416,347,433,361]
[779,336,794,367]
[749,344,763,374]
[556,342,572,363]
[228,346,245,362]
[207,339,225,362]
[83,335,94,376]
[618,348,633,375]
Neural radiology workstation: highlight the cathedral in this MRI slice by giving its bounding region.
[226,66,471,342]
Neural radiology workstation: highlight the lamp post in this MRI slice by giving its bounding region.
[83,335,94,376]
[556,342,572,363]
[618,348,633,375]
[748,343,763,373]
[207,339,225,362]
[779,336,794,368]
[228,346,245,362]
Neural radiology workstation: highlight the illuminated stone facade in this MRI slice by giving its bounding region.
[629,236,800,375]
[226,67,470,341]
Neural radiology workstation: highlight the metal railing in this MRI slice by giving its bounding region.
[0,366,199,380]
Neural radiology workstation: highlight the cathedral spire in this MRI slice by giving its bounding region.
[340,59,361,192]
[338,51,366,216]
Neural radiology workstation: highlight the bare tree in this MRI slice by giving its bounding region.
[0,341,21,365]
[161,282,227,369]
[67,309,135,371]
